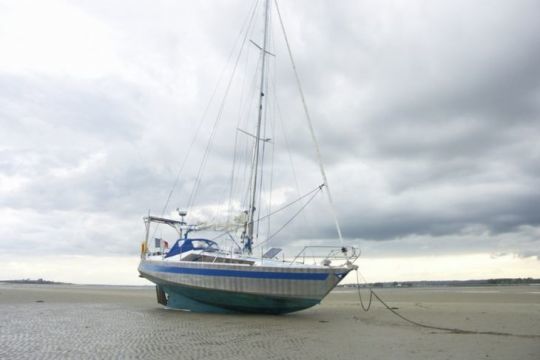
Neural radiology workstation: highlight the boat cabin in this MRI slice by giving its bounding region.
[156,238,254,265]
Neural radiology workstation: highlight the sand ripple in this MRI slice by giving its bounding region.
[1,285,539,360]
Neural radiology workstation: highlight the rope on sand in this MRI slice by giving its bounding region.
[354,270,540,339]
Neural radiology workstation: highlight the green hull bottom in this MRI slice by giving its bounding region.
[159,284,320,314]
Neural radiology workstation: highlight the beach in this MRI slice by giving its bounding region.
[0,284,538,359]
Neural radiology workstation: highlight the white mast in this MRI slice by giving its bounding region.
[245,0,270,254]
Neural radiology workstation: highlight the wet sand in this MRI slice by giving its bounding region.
[0,284,538,359]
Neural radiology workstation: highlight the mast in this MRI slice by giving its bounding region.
[245,0,270,254]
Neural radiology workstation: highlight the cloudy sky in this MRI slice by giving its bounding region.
[1,0,539,285]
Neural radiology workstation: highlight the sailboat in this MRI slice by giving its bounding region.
[138,0,359,314]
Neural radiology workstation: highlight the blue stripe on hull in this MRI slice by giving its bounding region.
[142,263,329,280]
[160,283,320,314]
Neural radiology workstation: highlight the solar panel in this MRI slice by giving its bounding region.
[262,247,282,259]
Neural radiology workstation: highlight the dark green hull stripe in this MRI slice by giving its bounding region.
[156,282,320,314]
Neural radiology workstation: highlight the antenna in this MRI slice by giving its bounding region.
[176,208,188,225]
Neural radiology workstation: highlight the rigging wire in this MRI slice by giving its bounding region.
[210,184,323,241]
[268,41,309,228]
[149,3,259,241]
[236,55,263,217]
[265,55,278,244]
[225,130,241,223]
[245,0,271,251]
[273,89,307,224]
[223,5,273,226]
[253,184,323,249]
[255,3,276,244]
[186,2,260,212]
[226,39,265,222]
[225,20,258,223]
[255,42,272,242]
[157,0,259,221]
[254,184,323,229]
[274,0,344,244]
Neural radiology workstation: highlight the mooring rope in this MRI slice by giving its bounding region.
[353,270,540,339]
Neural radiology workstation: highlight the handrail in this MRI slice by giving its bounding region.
[288,245,359,266]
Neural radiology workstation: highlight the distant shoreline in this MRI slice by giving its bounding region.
[0,279,72,285]
[341,277,540,288]
[2,277,539,288]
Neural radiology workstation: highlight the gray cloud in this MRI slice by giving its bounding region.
[1,0,539,268]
